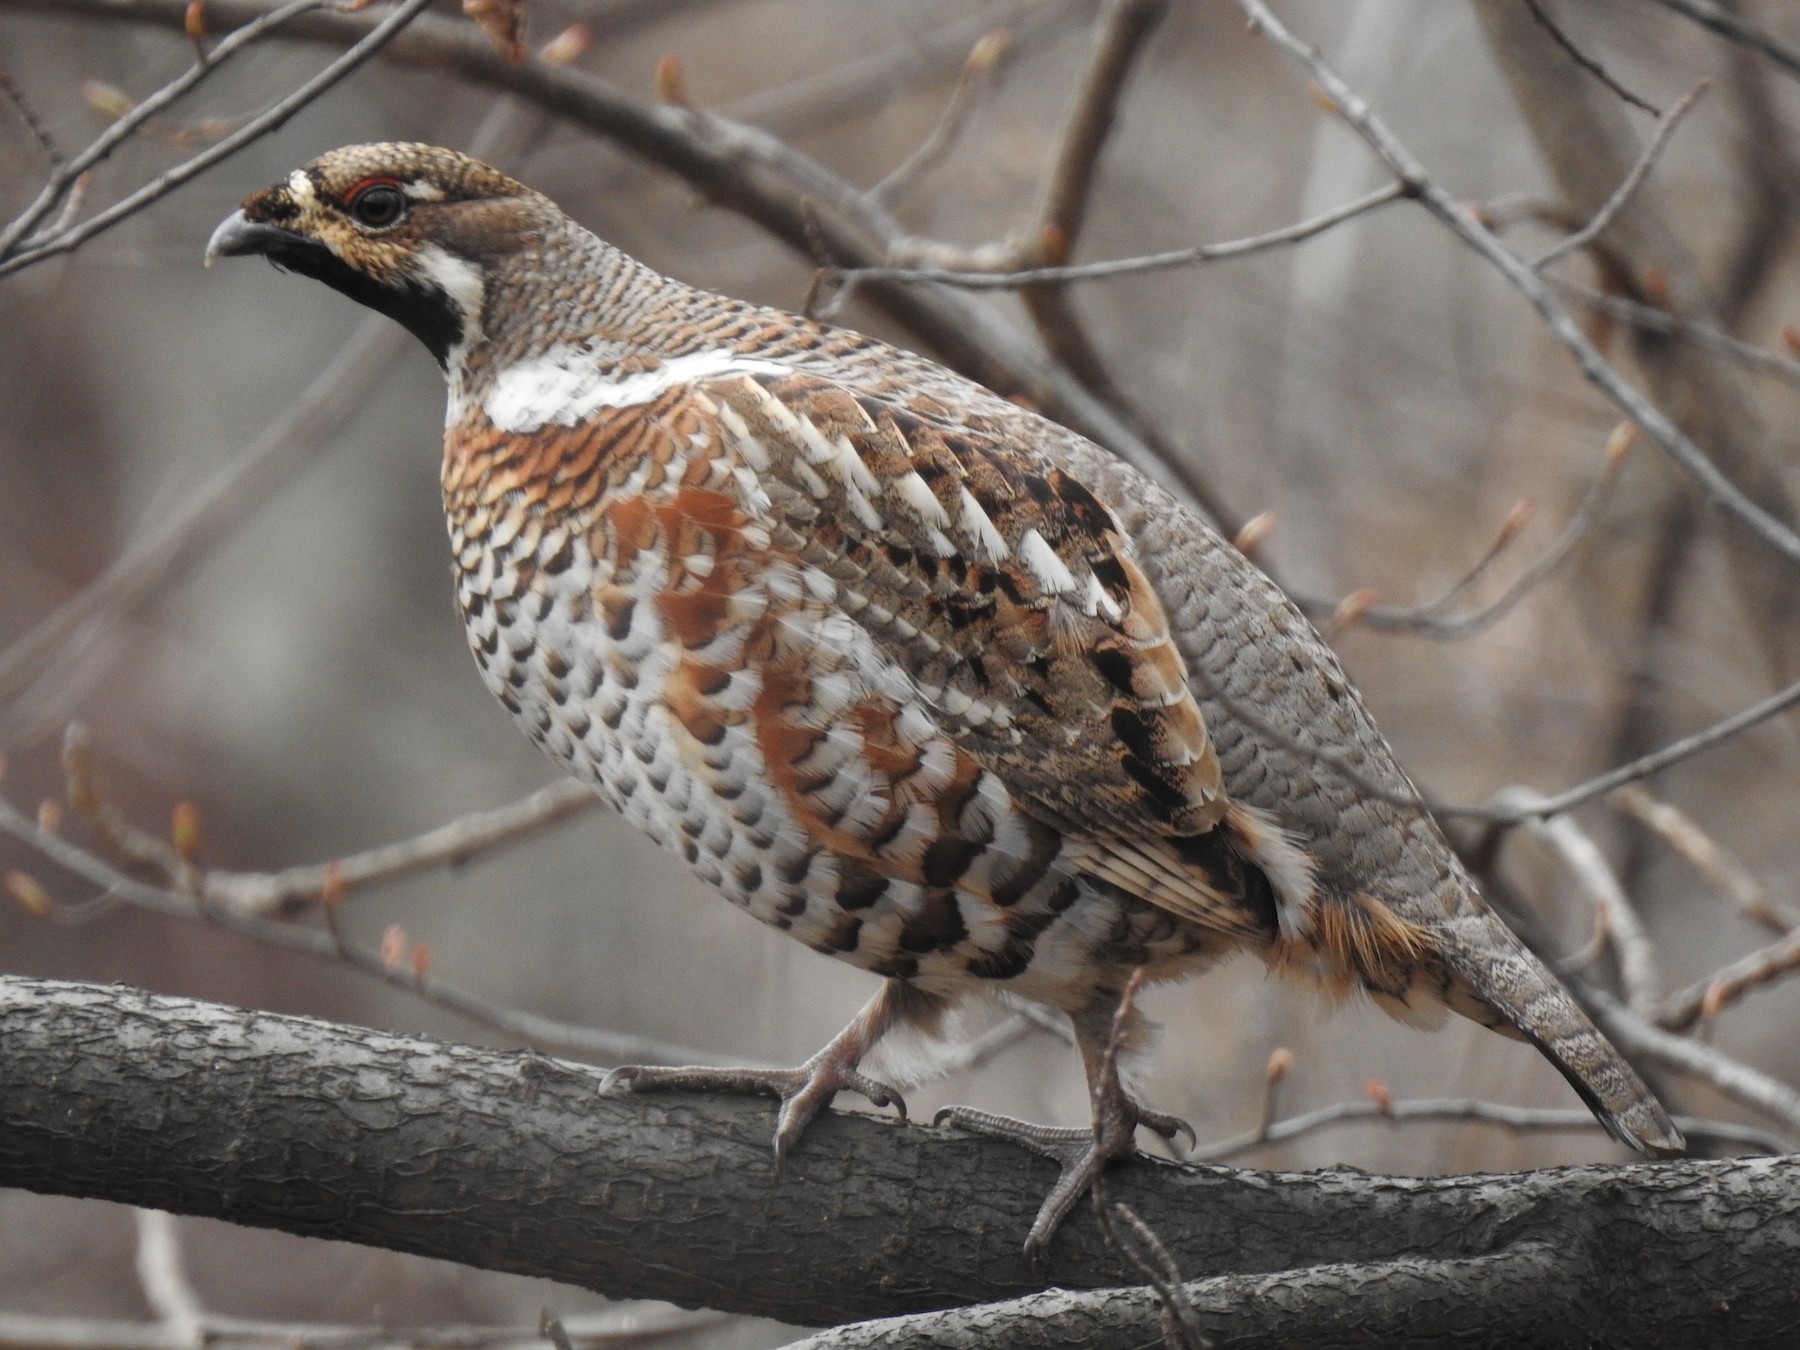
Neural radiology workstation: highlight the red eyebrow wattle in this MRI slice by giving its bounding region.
[343,175,403,203]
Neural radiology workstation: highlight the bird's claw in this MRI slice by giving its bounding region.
[597,1057,906,1166]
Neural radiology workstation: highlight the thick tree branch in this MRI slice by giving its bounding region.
[4,976,1799,1344]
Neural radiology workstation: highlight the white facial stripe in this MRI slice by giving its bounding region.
[415,245,485,327]
[402,182,446,202]
[485,348,790,434]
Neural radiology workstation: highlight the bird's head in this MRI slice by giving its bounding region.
[206,143,543,368]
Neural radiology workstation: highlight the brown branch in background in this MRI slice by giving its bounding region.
[1238,0,1800,573]
[0,62,63,163]
[833,181,1407,289]
[1520,0,1660,115]
[1647,0,1800,81]
[1616,785,1800,933]
[1030,0,1168,255]
[3,0,1207,518]
[1011,0,1211,525]
[0,0,440,274]
[1552,276,1800,391]
[1655,928,1800,1035]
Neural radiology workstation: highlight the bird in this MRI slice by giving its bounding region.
[206,142,1682,1260]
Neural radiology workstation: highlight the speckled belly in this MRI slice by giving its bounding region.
[444,472,1218,1011]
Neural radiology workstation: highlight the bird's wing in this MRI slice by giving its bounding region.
[687,366,1295,936]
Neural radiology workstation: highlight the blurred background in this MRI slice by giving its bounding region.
[5,0,1800,1343]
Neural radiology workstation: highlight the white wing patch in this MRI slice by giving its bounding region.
[1019,528,1078,595]
[485,348,790,434]
[957,487,1009,561]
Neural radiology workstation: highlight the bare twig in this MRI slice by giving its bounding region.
[1592,989,1800,1134]
[1500,673,1800,820]
[0,1306,726,1350]
[1552,275,1800,391]
[1616,786,1800,933]
[867,29,1013,206]
[828,181,1407,290]
[1491,788,1660,1014]
[1647,0,1800,82]
[1533,82,1707,271]
[0,0,330,258]
[71,764,602,919]
[1655,927,1800,1035]
[0,788,749,1066]
[1186,1096,1784,1163]
[1235,0,1800,573]
[1093,1198,1206,1350]
[1318,424,1631,640]
[133,1211,203,1348]
[0,63,62,164]
[1521,0,1660,115]
[0,0,437,276]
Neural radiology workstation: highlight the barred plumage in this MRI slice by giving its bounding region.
[209,142,1683,1259]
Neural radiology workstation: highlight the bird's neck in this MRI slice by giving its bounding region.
[444,227,716,414]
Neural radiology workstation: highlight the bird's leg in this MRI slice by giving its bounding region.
[600,979,926,1163]
[936,973,1191,1264]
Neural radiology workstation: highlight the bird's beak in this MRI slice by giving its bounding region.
[205,209,306,267]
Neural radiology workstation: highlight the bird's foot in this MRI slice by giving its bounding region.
[601,1048,907,1165]
[935,1091,1192,1267]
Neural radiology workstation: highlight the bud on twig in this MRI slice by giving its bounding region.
[81,80,133,122]
[1604,421,1638,468]
[320,860,346,910]
[1331,587,1379,631]
[184,0,208,59]
[1232,511,1276,558]
[380,924,408,972]
[655,53,688,107]
[6,870,51,918]
[538,23,589,67]
[171,802,202,863]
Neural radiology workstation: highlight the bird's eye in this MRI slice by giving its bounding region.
[347,182,406,230]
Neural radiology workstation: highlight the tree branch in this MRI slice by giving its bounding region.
[1,0,1209,519]
[5,976,1800,1343]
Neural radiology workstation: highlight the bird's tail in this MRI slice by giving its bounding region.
[1438,910,1684,1155]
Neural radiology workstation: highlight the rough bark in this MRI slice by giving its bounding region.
[3,976,1799,1344]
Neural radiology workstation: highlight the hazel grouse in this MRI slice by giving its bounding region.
[207,143,1681,1259]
